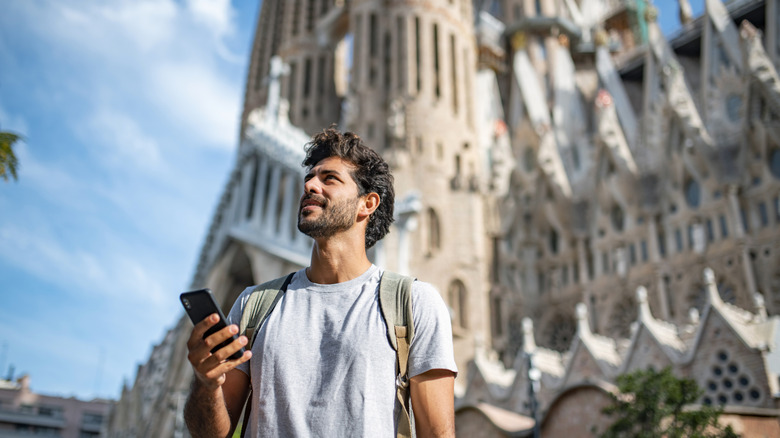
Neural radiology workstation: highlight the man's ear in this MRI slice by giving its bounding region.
[358,192,380,219]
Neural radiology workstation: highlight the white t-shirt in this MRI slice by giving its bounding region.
[226,265,457,437]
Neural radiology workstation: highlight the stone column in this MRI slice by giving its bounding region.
[278,170,297,243]
[727,185,759,298]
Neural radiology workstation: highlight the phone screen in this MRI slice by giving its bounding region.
[180,289,245,361]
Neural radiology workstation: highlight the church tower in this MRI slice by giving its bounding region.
[241,0,496,372]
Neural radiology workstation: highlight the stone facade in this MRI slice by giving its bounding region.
[107,0,780,436]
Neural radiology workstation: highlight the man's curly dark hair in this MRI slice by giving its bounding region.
[302,128,394,249]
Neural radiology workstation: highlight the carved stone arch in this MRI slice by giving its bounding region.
[220,243,257,311]
[540,312,577,352]
[606,295,637,339]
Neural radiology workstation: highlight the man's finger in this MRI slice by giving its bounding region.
[209,335,250,363]
[187,314,220,348]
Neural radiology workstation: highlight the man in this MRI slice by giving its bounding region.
[184,128,457,437]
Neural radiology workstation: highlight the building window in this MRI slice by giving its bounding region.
[415,16,421,92]
[450,33,458,114]
[549,229,559,254]
[685,178,701,208]
[770,149,780,179]
[719,214,729,238]
[687,224,694,249]
[759,202,769,227]
[706,218,714,242]
[369,13,378,84]
[303,57,312,98]
[640,240,648,262]
[675,228,683,252]
[775,196,780,221]
[427,208,441,254]
[491,296,503,336]
[449,280,468,328]
[611,204,625,232]
[433,23,441,99]
[629,243,637,265]
[397,16,405,92]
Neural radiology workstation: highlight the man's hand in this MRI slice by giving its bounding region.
[410,369,456,438]
[186,313,252,389]
[184,314,252,438]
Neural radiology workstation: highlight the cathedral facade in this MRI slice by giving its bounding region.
[107,0,780,436]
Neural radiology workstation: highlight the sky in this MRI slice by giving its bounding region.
[0,0,702,401]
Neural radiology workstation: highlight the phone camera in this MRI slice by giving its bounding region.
[182,298,191,310]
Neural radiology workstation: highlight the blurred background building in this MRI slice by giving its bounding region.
[107,0,780,435]
[0,374,111,437]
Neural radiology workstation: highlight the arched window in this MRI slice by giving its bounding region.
[448,280,468,328]
[427,208,441,254]
[684,178,701,208]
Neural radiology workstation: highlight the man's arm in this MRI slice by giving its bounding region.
[183,314,252,438]
[410,368,456,438]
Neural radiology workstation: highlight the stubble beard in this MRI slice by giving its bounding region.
[297,195,360,239]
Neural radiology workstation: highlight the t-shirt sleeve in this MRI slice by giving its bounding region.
[407,281,458,378]
[225,286,254,376]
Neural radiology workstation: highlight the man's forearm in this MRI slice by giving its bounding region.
[184,378,234,438]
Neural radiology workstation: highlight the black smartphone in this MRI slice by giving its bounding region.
[180,289,245,361]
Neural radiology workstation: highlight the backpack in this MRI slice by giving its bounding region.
[237,270,416,438]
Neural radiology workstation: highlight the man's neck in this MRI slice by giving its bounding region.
[307,236,372,284]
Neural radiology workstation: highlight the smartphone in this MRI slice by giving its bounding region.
[180,289,246,361]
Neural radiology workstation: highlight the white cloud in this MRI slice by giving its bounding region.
[83,109,166,174]
[186,0,234,38]
[149,61,241,148]
[0,222,169,307]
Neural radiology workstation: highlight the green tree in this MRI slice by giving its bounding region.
[600,367,738,438]
[0,130,21,182]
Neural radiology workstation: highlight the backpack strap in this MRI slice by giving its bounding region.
[238,272,294,438]
[238,273,295,349]
[378,271,415,438]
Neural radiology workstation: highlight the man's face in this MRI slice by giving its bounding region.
[297,156,362,239]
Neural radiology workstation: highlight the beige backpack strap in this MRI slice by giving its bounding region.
[378,271,415,438]
[238,273,294,438]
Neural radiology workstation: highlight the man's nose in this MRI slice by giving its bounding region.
[303,177,321,194]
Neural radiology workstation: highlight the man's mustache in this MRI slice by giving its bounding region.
[300,193,327,208]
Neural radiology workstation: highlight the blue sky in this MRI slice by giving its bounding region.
[0,0,700,401]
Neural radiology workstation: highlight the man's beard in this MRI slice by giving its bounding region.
[297,194,360,239]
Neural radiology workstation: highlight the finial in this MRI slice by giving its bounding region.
[703,267,723,307]
[576,303,591,336]
[688,307,700,325]
[522,317,537,352]
[754,292,767,320]
[265,56,289,122]
[637,286,652,322]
